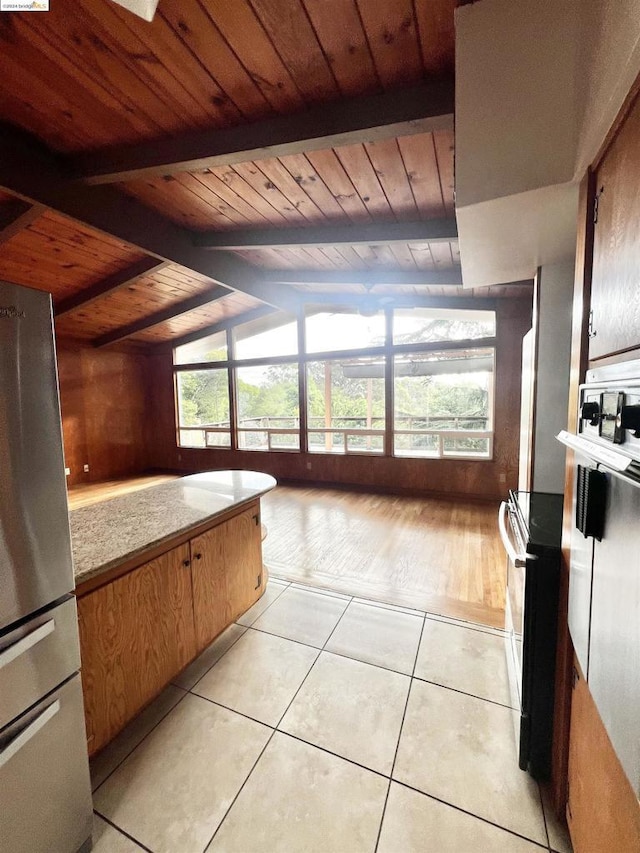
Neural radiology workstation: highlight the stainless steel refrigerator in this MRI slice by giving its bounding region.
[0,281,93,852]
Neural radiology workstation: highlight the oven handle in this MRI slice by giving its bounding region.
[498,502,537,567]
[0,700,60,770]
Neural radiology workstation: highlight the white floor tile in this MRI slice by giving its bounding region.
[236,581,288,627]
[393,680,547,845]
[92,815,144,852]
[279,651,410,775]
[378,783,545,852]
[325,600,423,674]
[251,586,348,647]
[171,623,246,690]
[193,629,318,726]
[94,694,271,853]
[90,684,186,792]
[206,732,388,853]
[415,618,513,706]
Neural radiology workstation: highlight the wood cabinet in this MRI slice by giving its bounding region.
[567,659,640,853]
[77,501,264,756]
[191,503,263,650]
[590,91,640,361]
[77,543,195,756]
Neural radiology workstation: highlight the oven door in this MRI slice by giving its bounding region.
[499,500,532,689]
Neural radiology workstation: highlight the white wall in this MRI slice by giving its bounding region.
[455,0,640,289]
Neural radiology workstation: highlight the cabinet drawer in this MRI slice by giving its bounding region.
[0,597,81,731]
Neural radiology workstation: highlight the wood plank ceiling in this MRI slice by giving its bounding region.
[0,0,530,349]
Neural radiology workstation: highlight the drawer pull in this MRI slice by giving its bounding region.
[0,620,55,671]
[182,559,191,568]
[194,553,202,561]
[0,699,60,770]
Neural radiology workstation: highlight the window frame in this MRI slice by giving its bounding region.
[172,307,498,461]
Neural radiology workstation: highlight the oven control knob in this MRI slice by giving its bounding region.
[617,404,640,438]
[580,401,601,426]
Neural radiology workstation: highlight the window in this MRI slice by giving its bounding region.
[176,369,231,448]
[394,348,494,459]
[234,315,298,360]
[307,358,385,454]
[305,310,386,354]
[393,308,495,345]
[236,363,299,451]
[174,330,227,365]
[173,307,498,460]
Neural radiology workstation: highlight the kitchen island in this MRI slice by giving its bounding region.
[71,470,276,756]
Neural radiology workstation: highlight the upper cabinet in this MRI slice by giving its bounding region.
[590,91,640,361]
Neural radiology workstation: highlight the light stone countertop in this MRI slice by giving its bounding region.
[70,470,276,587]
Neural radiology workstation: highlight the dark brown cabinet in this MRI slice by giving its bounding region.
[590,93,640,361]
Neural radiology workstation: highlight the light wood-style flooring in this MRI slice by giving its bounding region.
[67,474,179,510]
[261,486,505,629]
[68,476,506,629]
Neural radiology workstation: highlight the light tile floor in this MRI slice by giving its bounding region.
[90,578,572,853]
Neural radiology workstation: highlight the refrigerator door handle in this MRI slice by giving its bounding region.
[0,699,60,770]
[0,619,55,671]
[498,502,537,567]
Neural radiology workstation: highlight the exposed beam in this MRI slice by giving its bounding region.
[0,124,299,313]
[0,200,45,246]
[194,218,458,250]
[55,257,170,316]
[94,285,230,347]
[263,268,464,287]
[169,304,281,350]
[73,80,454,185]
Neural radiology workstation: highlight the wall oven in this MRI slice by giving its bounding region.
[499,490,563,780]
[557,357,640,798]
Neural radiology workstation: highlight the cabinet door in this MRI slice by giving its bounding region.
[590,94,640,360]
[191,503,263,651]
[77,544,195,756]
[567,661,640,852]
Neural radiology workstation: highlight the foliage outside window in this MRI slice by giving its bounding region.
[173,308,497,460]
[307,358,385,454]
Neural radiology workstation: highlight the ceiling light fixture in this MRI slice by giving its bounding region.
[111,0,160,22]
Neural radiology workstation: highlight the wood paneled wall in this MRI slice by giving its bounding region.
[147,298,532,500]
[57,339,150,486]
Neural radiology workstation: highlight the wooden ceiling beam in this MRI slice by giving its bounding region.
[169,304,281,350]
[0,125,299,313]
[55,257,170,316]
[194,218,458,250]
[72,80,454,185]
[263,268,464,287]
[93,285,230,347]
[0,200,45,246]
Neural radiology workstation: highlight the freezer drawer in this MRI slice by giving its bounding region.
[0,597,81,731]
[0,674,92,853]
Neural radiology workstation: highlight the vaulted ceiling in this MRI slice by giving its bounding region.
[0,0,531,351]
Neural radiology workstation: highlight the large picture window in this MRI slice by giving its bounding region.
[173,307,496,460]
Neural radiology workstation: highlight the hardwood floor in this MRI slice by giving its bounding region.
[67,473,179,510]
[68,476,506,629]
[262,485,506,629]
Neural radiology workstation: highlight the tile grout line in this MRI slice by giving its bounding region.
[201,594,355,851]
[391,779,552,852]
[199,726,279,853]
[537,782,553,852]
[235,580,290,629]
[374,612,427,853]
[411,673,520,712]
[93,809,155,853]
[273,575,506,637]
[91,687,191,796]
